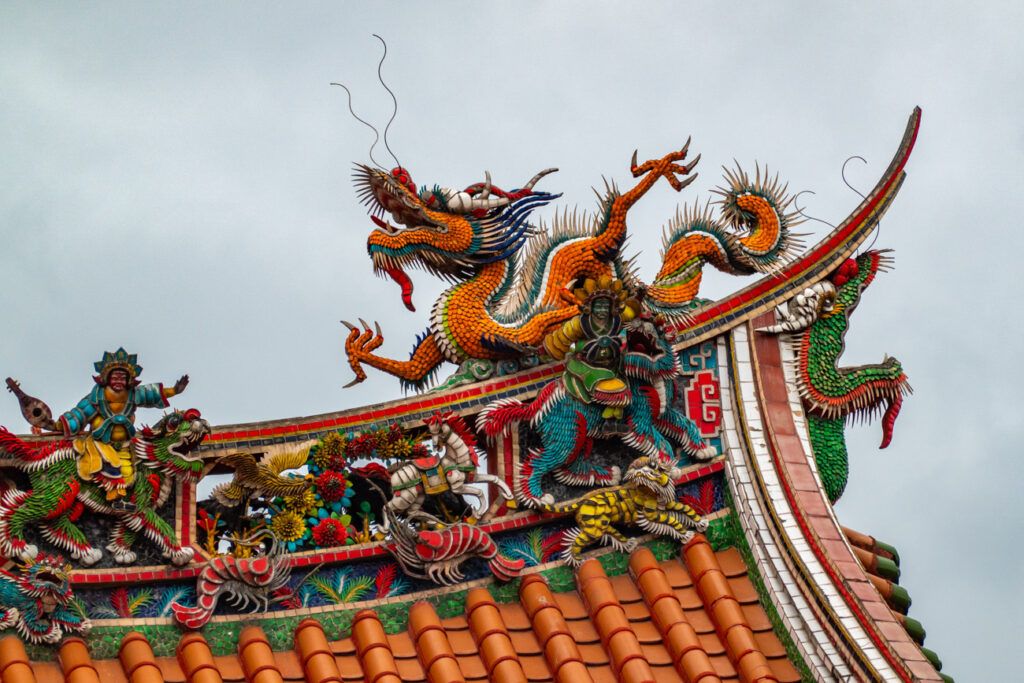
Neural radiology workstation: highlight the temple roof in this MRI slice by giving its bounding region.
[2,539,801,683]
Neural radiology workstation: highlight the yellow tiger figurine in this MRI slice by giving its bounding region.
[533,456,708,566]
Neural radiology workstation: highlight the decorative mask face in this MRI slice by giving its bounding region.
[108,369,129,392]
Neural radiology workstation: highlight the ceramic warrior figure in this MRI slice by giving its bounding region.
[46,348,189,508]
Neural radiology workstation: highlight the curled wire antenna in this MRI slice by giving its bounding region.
[331,81,385,170]
[372,34,401,170]
[841,156,869,200]
[842,155,883,254]
[791,189,837,230]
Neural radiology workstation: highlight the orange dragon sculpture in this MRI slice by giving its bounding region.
[343,143,801,390]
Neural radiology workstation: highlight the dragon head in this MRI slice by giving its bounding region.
[354,164,559,311]
[136,408,210,482]
[13,553,72,609]
[622,312,679,381]
[625,456,680,506]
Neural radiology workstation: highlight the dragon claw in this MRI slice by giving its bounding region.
[340,319,357,331]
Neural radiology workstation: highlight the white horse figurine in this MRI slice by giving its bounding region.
[383,412,513,529]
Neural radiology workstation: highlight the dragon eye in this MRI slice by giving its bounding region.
[166,413,182,429]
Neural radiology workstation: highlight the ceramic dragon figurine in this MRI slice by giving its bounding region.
[0,553,89,644]
[0,409,210,566]
[343,143,801,390]
[760,250,911,502]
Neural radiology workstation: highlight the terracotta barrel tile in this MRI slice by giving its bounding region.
[618,659,656,683]
[59,639,100,683]
[425,657,466,683]
[723,626,758,662]
[518,575,593,683]
[679,649,721,683]
[710,599,747,636]
[293,619,342,683]
[550,660,591,683]
[531,608,571,640]
[352,611,401,683]
[606,631,645,665]
[696,572,733,606]
[518,576,556,621]
[237,627,283,683]
[635,571,675,608]
[0,637,36,683]
[446,630,478,657]
[681,535,717,585]
[408,603,465,683]
[735,653,778,683]
[541,635,583,672]
[573,559,606,585]
[119,632,163,683]
[592,606,631,642]
[649,598,684,633]
[491,659,529,683]
[466,590,526,683]
[175,635,222,683]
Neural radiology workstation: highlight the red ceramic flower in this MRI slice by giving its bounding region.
[316,470,348,503]
[311,517,349,547]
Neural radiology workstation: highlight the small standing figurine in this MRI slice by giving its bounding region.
[47,348,189,508]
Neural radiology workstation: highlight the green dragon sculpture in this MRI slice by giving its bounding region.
[0,409,210,566]
[760,250,911,502]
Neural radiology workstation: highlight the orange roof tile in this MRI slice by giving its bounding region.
[60,639,100,683]
[6,545,807,683]
[683,535,778,683]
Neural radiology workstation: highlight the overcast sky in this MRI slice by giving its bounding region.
[1,3,1021,677]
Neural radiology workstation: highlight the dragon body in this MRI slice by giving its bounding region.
[761,251,911,502]
[0,410,210,566]
[345,145,800,390]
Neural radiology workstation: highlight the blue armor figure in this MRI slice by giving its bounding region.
[58,348,189,508]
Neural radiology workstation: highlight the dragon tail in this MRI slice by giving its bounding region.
[647,165,805,318]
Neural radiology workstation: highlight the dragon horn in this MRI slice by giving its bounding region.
[479,171,492,199]
[521,167,558,191]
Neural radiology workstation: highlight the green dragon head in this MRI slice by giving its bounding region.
[354,164,559,311]
[136,408,210,482]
